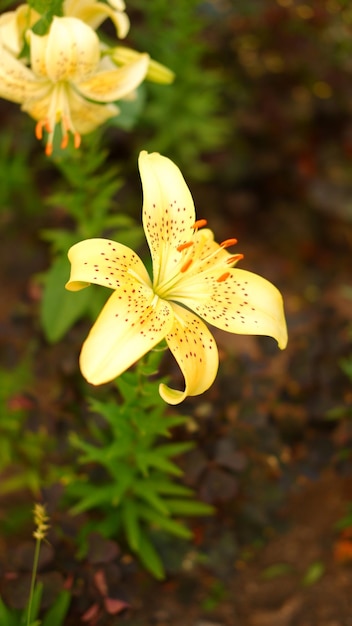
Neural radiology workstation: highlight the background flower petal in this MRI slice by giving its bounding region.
[0,47,45,103]
[66,88,120,134]
[0,5,39,56]
[64,0,130,39]
[29,17,100,82]
[77,53,148,102]
[159,303,219,405]
[80,290,174,385]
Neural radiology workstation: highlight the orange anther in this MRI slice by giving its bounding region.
[181,259,193,272]
[61,133,69,149]
[193,219,207,229]
[226,254,244,264]
[74,132,81,149]
[216,272,230,282]
[45,142,53,157]
[35,121,43,140]
[220,238,238,248]
[35,120,51,140]
[177,241,194,252]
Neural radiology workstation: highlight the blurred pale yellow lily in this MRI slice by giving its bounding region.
[66,152,288,404]
[111,46,175,84]
[0,4,39,55]
[0,0,129,54]
[0,16,148,154]
[63,0,130,39]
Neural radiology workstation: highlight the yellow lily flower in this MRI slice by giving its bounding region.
[66,151,288,405]
[63,0,130,39]
[0,0,129,53]
[0,16,149,154]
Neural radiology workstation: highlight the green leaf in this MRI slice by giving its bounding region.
[41,590,71,626]
[109,85,146,130]
[139,506,192,540]
[137,479,194,498]
[136,452,183,477]
[134,484,170,516]
[70,484,122,515]
[261,563,294,580]
[137,532,165,579]
[0,596,19,626]
[155,442,194,457]
[340,357,352,380]
[40,254,92,342]
[164,499,215,517]
[29,0,64,35]
[24,583,43,625]
[122,500,141,551]
[302,561,325,586]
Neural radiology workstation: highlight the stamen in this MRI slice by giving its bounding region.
[60,131,81,151]
[180,259,193,272]
[226,254,244,264]
[177,241,194,252]
[217,272,230,282]
[61,133,69,149]
[193,219,207,230]
[45,142,53,157]
[62,116,81,150]
[35,120,51,140]
[220,238,238,248]
[74,133,81,149]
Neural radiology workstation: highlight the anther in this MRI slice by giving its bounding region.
[181,259,193,272]
[35,121,43,140]
[220,238,238,248]
[216,272,230,282]
[74,132,81,149]
[45,142,53,157]
[192,219,207,230]
[177,241,194,252]
[35,119,51,140]
[61,133,69,149]
[226,254,244,264]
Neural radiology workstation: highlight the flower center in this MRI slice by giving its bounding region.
[35,82,81,156]
[154,220,244,300]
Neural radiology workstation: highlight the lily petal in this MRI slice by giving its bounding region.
[80,289,174,385]
[63,0,130,38]
[112,46,175,84]
[66,238,152,291]
[77,53,149,103]
[65,89,120,134]
[175,268,288,349]
[23,83,119,134]
[0,46,46,103]
[159,303,219,405]
[29,17,100,82]
[0,5,39,55]
[139,151,196,287]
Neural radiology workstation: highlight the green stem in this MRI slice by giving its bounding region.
[26,536,41,626]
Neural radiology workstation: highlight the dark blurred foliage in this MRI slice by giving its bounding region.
[126,0,352,221]
[208,0,352,220]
